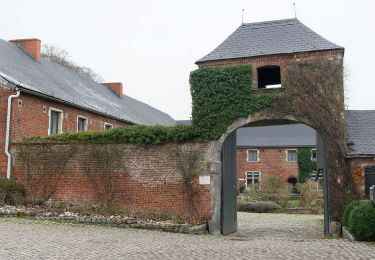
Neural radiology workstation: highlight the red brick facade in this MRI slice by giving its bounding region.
[197,50,344,90]
[0,84,131,177]
[11,142,212,223]
[236,147,302,189]
[349,157,375,198]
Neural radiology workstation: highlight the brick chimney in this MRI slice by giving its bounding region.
[9,38,41,62]
[102,82,123,97]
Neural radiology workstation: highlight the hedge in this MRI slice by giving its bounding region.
[342,200,360,227]
[26,125,200,147]
[347,201,375,241]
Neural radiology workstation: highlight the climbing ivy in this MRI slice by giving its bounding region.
[297,148,317,183]
[190,65,278,140]
[27,65,279,145]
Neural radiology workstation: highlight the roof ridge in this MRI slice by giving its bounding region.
[241,18,298,26]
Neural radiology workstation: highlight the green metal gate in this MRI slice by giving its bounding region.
[221,131,238,235]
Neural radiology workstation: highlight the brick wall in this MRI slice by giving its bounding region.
[11,142,212,223]
[0,85,132,177]
[0,85,13,174]
[236,147,300,189]
[349,157,375,198]
[197,50,344,90]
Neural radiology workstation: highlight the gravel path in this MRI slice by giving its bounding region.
[0,213,374,259]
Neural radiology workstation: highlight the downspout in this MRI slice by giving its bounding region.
[5,88,20,179]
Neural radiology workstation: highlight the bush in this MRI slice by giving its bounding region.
[295,181,323,207]
[237,201,281,213]
[348,201,375,241]
[342,200,360,227]
[0,178,26,205]
[26,125,200,147]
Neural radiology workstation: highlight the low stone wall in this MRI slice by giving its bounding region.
[11,142,212,223]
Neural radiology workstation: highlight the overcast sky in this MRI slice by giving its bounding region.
[1,0,374,120]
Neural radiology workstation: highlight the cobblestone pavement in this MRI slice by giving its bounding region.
[0,213,374,259]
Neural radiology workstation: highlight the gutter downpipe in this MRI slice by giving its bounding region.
[5,88,20,179]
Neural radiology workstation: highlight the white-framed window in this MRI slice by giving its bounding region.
[247,149,259,162]
[48,107,63,136]
[77,115,88,132]
[286,149,297,162]
[311,149,317,161]
[104,122,113,130]
[245,171,261,187]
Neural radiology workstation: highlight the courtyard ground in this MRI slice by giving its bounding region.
[0,212,374,259]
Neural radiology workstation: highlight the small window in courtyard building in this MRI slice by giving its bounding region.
[104,123,113,130]
[49,108,63,135]
[247,149,259,162]
[77,116,88,132]
[311,149,317,160]
[257,66,281,89]
[287,149,297,162]
[246,172,261,186]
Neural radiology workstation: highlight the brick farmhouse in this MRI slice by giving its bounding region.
[236,124,316,189]
[0,38,175,178]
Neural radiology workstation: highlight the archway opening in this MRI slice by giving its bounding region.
[219,117,328,236]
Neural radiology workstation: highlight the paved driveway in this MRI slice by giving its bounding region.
[0,213,374,259]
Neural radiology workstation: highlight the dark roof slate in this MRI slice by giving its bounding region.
[197,19,343,63]
[346,110,375,156]
[237,123,316,148]
[176,120,192,126]
[0,39,176,126]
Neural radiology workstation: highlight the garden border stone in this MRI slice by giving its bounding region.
[0,207,208,235]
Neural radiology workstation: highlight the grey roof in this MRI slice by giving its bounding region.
[176,120,192,126]
[346,110,375,156]
[237,123,316,148]
[197,19,343,63]
[0,39,176,126]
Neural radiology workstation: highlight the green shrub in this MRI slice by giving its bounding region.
[26,125,200,147]
[348,201,375,241]
[237,201,281,213]
[0,178,26,205]
[342,200,360,227]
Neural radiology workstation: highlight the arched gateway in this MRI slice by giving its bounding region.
[191,19,355,235]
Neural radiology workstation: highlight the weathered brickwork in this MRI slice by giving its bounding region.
[197,50,344,89]
[11,142,212,223]
[0,85,132,177]
[349,157,375,198]
[236,148,299,189]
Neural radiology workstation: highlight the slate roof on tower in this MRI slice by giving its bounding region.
[197,19,343,64]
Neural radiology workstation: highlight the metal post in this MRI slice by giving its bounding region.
[317,133,329,236]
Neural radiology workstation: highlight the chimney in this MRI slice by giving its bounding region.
[9,38,41,62]
[102,82,123,97]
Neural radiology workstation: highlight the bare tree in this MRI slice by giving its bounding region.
[42,44,104,83]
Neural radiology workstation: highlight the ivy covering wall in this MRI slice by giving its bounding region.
[28,65,279,145]
[297,148,317,183]
[190,65,278,140]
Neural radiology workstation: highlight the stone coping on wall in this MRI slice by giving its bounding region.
[0,206,208,235]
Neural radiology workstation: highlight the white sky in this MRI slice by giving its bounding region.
[1,0,374,120]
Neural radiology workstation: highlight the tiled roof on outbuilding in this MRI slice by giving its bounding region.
[346,110,375,156]
[0,39,176,126]
[197,19,343,64]
[237,123,316,148]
